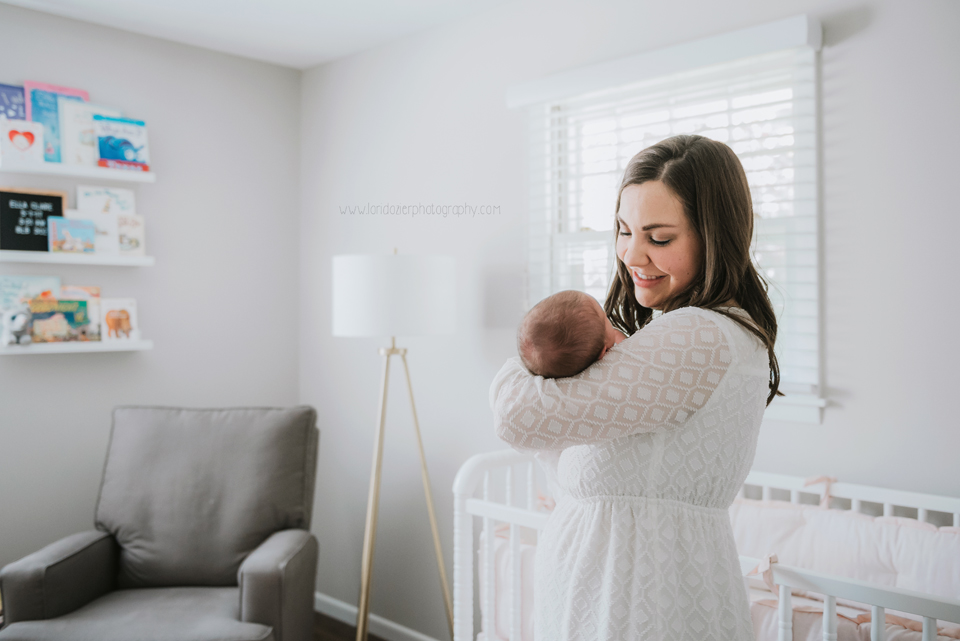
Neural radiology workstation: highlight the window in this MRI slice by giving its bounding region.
[512,16,824,422]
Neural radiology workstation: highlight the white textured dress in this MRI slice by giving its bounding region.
[490,306,769,641]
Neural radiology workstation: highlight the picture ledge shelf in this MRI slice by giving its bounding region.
[0,339,153,355]
[0,163,156,183]
[0,251,154,266]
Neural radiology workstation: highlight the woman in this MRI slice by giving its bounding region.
[490,134,780,641]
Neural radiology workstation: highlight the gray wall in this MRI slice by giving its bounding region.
[299,0,960,638]
[0,4,302,569]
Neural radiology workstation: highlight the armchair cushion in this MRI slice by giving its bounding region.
[0,531,117,625]
[239,530,318,641]
[0,587,274,641]
[95,406,318,588]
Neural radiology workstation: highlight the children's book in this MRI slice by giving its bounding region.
[23,82,89,163]
[59,99,121,166]
[60,285,101,340]
[29,298,91,342]
[118,213,146,256]
[76,185,136,215]
[0,188,67,252]
[65,209,118,254]
[0,119,44,166]
[100,298,138,341]
[0,275,60,313]
[93,116,149,171]
[48,216,96,253]
[0,84,26,120]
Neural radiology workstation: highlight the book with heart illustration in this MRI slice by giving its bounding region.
[23,81,89,163]
[59,99,121,166]
[0,84,25,120]
[0,119,44,167]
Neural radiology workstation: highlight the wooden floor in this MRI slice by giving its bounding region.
[314,612,389,641]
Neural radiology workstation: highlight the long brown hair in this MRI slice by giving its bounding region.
[603,134,782,404]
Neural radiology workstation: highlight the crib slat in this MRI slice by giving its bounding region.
[883,503,893,517]
[778,585,792,641]
[918,508,928,523]
[822,595,837,641]
[852,499,862,513]
[921,617,936,641]
[509,524,522,641]
[954,513,959,527]
[763,486,773,502]
[791,489,800,504]
[527,462,535,511]
[506,466,514,507]
[482,472,494,640]
[871,606,885,641]
[737,486,744,499]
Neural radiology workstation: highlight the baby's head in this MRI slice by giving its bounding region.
[517,290,625,378]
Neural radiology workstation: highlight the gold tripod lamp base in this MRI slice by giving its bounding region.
[355,337,454,641]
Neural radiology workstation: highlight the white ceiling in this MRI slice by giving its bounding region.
[1,0,508,69]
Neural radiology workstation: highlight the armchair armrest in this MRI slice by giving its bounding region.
[239,529,318,641]
[0,530,118,624]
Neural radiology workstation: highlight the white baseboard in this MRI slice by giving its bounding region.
[314,592,442,641]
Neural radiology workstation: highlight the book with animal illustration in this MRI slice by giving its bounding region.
[0,119,44,166]
[29,298,91,342]
[118,213,145,255]
[60,285,101,340]
[59,99,122,166]
[65,209,119,255]
[100,298,138,341]
[93,115,149,171]
[0,276,60,313]
[47,216,96,253]
[76,185,135,215]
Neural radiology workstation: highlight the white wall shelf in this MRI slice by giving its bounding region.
[0,250,155,266]
[0,339,153,355]
[0,163,155,183]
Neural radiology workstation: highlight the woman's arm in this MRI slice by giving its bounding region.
[490,308,733,451]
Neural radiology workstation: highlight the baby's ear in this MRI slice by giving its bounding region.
[598,345,608,359]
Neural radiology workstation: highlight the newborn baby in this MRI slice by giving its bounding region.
[517,290,626,378]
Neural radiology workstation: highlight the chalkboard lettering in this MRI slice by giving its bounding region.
[0,189,66,252]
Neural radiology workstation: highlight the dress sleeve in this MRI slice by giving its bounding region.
[490,308,733,451]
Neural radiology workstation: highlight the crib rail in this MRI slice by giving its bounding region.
[453,450,960,641]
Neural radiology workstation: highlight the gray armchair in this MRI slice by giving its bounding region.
[0,406,319,641]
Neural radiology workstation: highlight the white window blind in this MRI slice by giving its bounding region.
[522,45,822,419]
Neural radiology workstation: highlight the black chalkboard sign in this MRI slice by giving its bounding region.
[0,188,67,252]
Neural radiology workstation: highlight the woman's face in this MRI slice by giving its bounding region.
[615,180,702,310]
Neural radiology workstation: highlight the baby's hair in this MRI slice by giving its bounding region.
[518,290,606,378]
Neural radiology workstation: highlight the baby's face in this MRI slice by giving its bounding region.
[588,297,626,359]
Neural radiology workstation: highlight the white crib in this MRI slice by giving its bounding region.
[452,449,960,641]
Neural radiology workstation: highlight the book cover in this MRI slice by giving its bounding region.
[60,285,101,340]
[118,213,146,256]
[23,82,89,163]
[100,297,139,341]
[94,116,149,171]
[0,275,60,313]
[59,99,121,166]
[0,188,67,252]
[29,298,91,342]
[48,216,96,253]
[0,84,26,120]
[76,185,136,215]
[0,119,44,166]
[65,209,118,254]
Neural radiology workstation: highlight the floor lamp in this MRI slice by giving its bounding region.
[332,252,456,641]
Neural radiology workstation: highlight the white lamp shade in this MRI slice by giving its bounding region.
[332,254,456,337]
